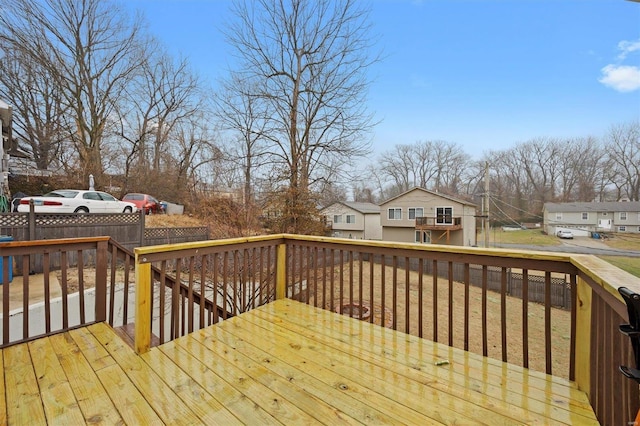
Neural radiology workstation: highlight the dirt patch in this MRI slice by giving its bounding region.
[309,261,571,378]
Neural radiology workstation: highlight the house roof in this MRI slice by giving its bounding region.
[379,187,477,208]
[544,201,640,213]
[323,201,380,214]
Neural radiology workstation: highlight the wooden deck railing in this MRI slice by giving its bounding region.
[134,234,640,425]
[1,234,637,424]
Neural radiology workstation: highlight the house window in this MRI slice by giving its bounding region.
[620,212,627,221]
[333,214,342,224]
[346,214,355,224]
[602,212,608,216]
[436,207,453,225]
[408,207,424,220]
[556,212,562,221]
[415,231,421,243]
[581,212,588,220]
[619,226,627,232]
[388,208,402,220]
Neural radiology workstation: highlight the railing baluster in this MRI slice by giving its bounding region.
[43,253,51,334]
[501,267,507,363]
[380,255,385,328]
[448,261,453,347]
[432,260,438,342]
[348,251,354,317]
[464,263,470,351]
[418,258,423,338]
[358,254,363,320]
[187,256,195,333]
[482,265,488,357]
[392,256,397,330]
[522,269,529,369]
[545,271,552,374]
[369,253,374,324]
[159,261,167,343]
[78,250,85,324]
[405,257,410,334]
[22,256,29,340]
[61,252,68,330]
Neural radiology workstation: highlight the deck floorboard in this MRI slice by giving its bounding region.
[0,299,599,425]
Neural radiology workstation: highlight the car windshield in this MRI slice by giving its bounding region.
[44,190,78,198]
[124,194,144,200]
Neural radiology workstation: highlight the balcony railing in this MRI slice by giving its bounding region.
[1,234,638,425]
[415,216,462,229]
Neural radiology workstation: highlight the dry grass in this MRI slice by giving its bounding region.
[308,261,571,378]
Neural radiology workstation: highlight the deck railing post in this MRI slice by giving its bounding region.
[276,243,287,300]
[134,251,152,354]
[574,276,592,396]
[94,239,108,323]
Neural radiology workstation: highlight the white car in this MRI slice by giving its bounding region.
[17,190,138,214]
[557,230,574,239]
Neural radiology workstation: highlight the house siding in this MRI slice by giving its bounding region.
[320,202,381,240]
[543,201,640,235]
[379,188,477,246]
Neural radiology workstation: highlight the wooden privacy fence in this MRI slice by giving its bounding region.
[0,212,208,274]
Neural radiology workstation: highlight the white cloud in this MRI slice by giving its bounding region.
[599,64,640,92]
[617,39,640,60]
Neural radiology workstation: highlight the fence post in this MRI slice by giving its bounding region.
[94,239,108,322]
[276,243,287,300]
[574,276,592,395]
[134,251,152,354]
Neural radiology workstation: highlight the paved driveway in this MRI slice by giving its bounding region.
[494,237,640,257]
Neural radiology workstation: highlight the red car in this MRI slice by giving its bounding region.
[122,193,162,214]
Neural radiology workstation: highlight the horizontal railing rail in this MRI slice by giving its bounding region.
[415,216,462,227]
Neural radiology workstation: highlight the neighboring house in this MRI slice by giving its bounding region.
[379,187,477,246]
[543,201,640,236]
[320,201,382,240]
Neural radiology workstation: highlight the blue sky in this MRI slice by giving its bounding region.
[128,0,640,159]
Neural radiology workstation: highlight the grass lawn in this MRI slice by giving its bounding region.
[479,228,559,246]
[600,256,640,277]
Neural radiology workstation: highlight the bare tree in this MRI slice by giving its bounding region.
[0,0,145,186]
[0,41,67,170]
[213,73,270,216]
[605,120,640,201]
[225,0,378,232]
[115,42,203,193]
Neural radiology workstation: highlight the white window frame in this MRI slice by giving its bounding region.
[581,212,588,220]
[388,208,402,220]
[346,214,355,224]
[333,214,343,224]
[415,231,421,243]
[555,212,563,221]
[436,206,453,225]
[619,226,627,232]
[620,212,627,221]
[408,207,424,220]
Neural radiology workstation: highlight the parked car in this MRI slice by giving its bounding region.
[122,193,162,214]
[17,190,137,213]
[557,230,574,239]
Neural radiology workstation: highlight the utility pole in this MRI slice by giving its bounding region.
[484,161,490,248]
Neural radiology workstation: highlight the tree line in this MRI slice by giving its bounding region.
[1,0,637,232]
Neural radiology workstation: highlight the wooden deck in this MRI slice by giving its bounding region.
[0,299,598,425]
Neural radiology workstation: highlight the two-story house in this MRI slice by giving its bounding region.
[320,201,382,240]
[379,187,477,246]
[543,201,640,236]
